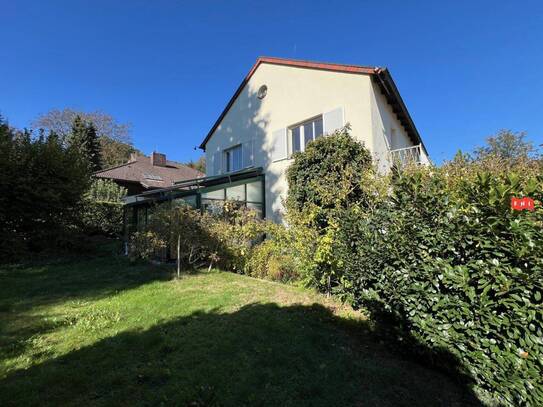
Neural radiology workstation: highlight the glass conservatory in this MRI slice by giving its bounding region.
[123,167,265,237]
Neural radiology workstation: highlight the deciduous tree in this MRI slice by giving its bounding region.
[33,108,140,168]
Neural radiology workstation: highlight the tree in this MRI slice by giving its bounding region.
[33,108,131,142]
[68,116,102,171]
[99,135,140,168]
[0,115,90,260]
[474,129,535,161]
[185,155,206,173]
[32,108,140,169]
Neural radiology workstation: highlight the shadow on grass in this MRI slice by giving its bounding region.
[361,299,482,388]
[0,302,483,407]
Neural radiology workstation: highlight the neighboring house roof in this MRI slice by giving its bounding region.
[95,152,204,190]
[199,56,427,155]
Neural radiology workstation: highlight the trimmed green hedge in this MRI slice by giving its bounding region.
[284,129,542,404]
[339,169,543,405]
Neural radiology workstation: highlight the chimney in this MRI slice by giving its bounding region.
[151,152,167,167]
[129,152,139,162]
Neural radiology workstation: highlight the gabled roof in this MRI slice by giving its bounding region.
[95,154,204,189]
[199,56,427,155]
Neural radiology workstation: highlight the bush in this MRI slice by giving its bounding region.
[244,221,300,282]
[283,128,542,404]
[286,126,373,228]
[129,202,267,272]
[81,179,127,236]
[0,118,90,261]
[338,166,543,405]
[285,127,378,292]
[127,201,303,283]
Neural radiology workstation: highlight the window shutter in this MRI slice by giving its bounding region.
[242,140,254,168]
[212,151,221,175]
[271,128,287,161]
[323,107,344,135]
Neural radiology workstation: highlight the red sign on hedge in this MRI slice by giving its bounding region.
[511,197,535,211]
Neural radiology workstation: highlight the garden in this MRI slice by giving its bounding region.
[129,128,542,406]
[1,114,541,406]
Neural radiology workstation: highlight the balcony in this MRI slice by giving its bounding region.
[388,144,429,167]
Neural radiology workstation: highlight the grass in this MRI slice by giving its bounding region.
[0,244,482,406]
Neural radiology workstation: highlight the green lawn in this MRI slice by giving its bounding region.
[0,245,481,406]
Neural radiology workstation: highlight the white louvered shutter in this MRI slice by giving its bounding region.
[271,128,287,161]
[212,151,221,175]
[323,107,344,135]
[242,140,254,168]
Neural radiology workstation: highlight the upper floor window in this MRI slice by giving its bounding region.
[224,145,242,172]
[289,116,324,155]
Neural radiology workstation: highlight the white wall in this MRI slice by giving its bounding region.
[204,63,422,222]
[369,80,414,173]
[205,63,375,222]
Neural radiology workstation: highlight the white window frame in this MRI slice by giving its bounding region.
[288,115,323,157]
[223,144,242,173]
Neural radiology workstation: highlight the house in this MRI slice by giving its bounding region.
[95,152,203,196]
[199,57,429,222]
[125,57,429,226]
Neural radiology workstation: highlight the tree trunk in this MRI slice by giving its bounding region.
[177,234,181,279]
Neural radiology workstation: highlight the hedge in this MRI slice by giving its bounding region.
[338,168,543,405]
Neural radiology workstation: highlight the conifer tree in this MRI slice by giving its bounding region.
[68,116,101,171]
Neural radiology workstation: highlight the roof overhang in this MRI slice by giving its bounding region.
[372,68,428,156]
[125,167,263,206]
[199,56,426,156]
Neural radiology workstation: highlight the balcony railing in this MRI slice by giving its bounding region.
[388,144,428,167]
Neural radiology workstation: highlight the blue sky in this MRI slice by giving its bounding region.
[2,0,542,164]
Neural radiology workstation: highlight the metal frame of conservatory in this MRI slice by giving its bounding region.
[123,167,265,238]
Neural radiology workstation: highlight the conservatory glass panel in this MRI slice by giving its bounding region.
[246,181,263,202]
[226,184,245,201]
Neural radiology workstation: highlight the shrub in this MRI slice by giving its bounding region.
[284,128,542,404]
[127,201,303,283]
[339,166,543,405]
[81,179,127,236]
[129,202,267,272]
[0,118,90,261]
[286,126,373,228]
[244,222,300,282]
[285,128,378,292]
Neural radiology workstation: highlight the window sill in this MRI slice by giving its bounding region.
[271,157,294,164]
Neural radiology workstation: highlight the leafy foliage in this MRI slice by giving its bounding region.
[284,128,542,405]
[335,166,543,405]
[0,116,90,260]
[130,202,266,272]
[81,179,127,236]
[33,108,141,169]
[128,201,302,282]
[286,126,373,228]
[474,129,537,162]
[99,135,141,168]
[185,155,206,173]
[33,108,131,142]
[244,220,300,282]
[67,116,102,171]
[285,127,380,292]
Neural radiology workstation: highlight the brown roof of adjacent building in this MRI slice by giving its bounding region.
[199,56,427,155]
[95,152,204,189]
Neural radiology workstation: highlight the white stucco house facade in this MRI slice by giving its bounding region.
[198,57,430,223]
